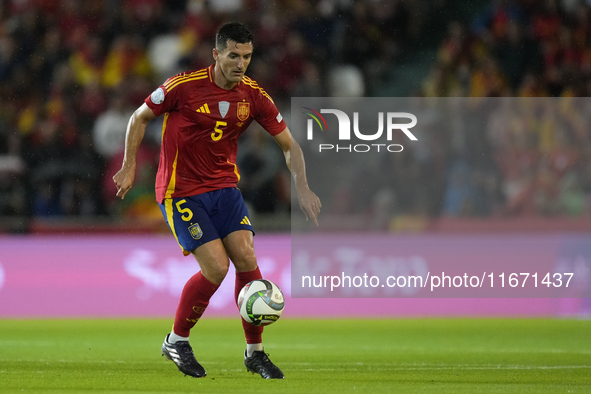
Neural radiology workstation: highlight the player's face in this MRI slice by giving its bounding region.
[213,40,253,88]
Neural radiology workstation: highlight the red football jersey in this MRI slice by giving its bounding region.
[145,64,287,202]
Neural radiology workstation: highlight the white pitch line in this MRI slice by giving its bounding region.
[279,362,591,370]
[298,365,591,371]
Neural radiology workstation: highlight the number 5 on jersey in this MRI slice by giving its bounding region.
[211,121,227,141]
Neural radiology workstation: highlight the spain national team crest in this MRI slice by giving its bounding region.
[188,223,203,240]
[237,102,250,121]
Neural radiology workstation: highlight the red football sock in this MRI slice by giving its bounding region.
[236,267,264,344]
[173,271,220,337]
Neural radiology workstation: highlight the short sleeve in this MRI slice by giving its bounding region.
[144,77,182,116]
[253,92,287,136]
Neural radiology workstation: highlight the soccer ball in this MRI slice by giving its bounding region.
[237,279,285,326]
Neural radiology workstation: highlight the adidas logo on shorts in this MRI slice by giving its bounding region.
[240,216,251,225]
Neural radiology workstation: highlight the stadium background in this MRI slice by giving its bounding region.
[1,0,591,318]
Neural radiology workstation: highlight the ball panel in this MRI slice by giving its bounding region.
[238,279,285,326]
[237,282,250,309]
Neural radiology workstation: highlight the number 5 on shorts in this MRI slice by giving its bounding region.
[176,199,193,221]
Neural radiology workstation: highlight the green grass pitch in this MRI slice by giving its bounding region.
[0,318,590,393]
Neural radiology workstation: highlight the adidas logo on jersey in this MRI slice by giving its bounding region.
[196,103,210,113]
[240,216,251,225]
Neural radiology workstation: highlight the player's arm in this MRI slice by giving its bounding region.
[273,127,321,226]
[113,103,156,199]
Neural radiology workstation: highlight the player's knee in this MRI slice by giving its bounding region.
[208,263,230,284]
[233,255,257,272]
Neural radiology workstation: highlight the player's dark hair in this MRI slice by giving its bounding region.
[215,22,254,51]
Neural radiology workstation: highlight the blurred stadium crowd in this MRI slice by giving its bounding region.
[1,0,591,231]
[414,0,591,220]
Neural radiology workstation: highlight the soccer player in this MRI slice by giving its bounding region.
[112,22,321,379]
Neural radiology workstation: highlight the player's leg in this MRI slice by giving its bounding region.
[214,189,262,352]
[223,229,263,349]
[223,231,284,379]
[162,241,230,378]
[159,195,229,378]
[172,239,230,338]
[215,188,284,379]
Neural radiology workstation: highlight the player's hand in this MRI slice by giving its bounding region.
[297,187,321,226]
[113,164,136,200]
